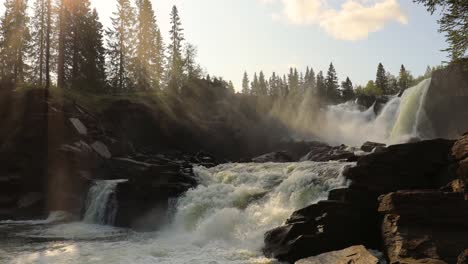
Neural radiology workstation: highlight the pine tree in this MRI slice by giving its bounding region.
[183,43,202,80]
[258,71,267,95]
[341,77,354,101]
[251,72,259,95]
[325,63,339,102]
[306,67,316,94]
[227,80,235,94]
[269,72,280,97]
[107,0,137,92]
[167,5,184,93]
[135,0,164,91]
[56,0,107,91]
[28,0,53,88]
[375,63,388,95]
[0,0,31,85]
[29,0,47,86]
[398,64,411,92]
[316,71,326,99]
[242,71,249,94]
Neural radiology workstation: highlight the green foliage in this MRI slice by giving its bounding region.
[0,0,30,84]
[341,77,354,101]
[242,71,249,94]
[167,5,184,93]
[414,0,467,63]
[359,80,383,96]
[375,63,389,95]
[325,63,340,102]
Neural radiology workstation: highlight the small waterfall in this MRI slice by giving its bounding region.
[83,180,127,225]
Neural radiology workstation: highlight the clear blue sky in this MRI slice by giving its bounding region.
[1,0,447,90]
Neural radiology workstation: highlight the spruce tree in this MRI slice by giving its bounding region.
[29,0,47,86]
[183,43,201,80]
[258,71,267,95]
[0,0,31,85]
[325,63,339,102]
[251,72,259,95]
[316,71,326,99]
[135,0,164,91]
[341,77,354,101]
[56,0,107,91]
[167,5,184,93]
[107,0,137,92]
[375,63,388,95]
[398,64,410,92]
[242,71,249,94]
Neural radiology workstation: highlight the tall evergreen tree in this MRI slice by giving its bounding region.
[375,63,388,94]
[316,71,326,99]
[242,71,249,94]
[258,71,267,95]
[183,43,201,80]
[341,77,354,101]
[106,0,137,92]
[251,72,259,95]
[29,0,47,86]
[325,63,339,102]
[398,64,411,92]
[135,0,164,91]
[167,5,184,93]
[0,0,30,84]
[28,0,52,88]
[56,0,106,91]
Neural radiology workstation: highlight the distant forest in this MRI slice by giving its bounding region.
[0,0,463,106]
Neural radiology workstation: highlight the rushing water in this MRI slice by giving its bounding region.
[0,161,352,264]
[83,180,127,225]
[320,78,432,146]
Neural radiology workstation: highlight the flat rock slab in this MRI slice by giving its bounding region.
[91,141,111,159]
[295,245,379,264]
[69,118,87,135]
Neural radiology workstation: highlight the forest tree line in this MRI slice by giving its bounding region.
[241,62,443,105]
[0,0,208,95]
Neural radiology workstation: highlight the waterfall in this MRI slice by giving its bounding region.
[389,78,432,142]
[83,180,127,225]
[319,78,432,146]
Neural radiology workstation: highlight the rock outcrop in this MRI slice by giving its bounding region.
[378,191,468,264]
[295,245,379,264]
[264,137,466,264]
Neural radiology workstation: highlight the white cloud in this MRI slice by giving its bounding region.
[269,0,408,41]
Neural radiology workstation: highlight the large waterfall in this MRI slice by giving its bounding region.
[2,161,352,264]
[320,78,432,146]
[83,179,127,225]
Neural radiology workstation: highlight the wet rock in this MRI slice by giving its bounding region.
[300,143,356,162]
[295,245,379,264]
[263,200,381,263]
[91,141,112,159]
[345,139,455,193]
[69,118,88,135]
[452,133,468,161]
[379,191,468,264]
[361,141,386,152]
[251,151,294,163]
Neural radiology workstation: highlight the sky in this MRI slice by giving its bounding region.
[1,0,447,90]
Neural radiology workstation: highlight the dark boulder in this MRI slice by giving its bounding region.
[360,141,386,152]
[251,151,294,163]
[300,143,357,162]
[421,61,468,139]
[345,139,456,193]
[263,200,381,263]
[379,190,468,264]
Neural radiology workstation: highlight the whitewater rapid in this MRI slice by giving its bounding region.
[0,161,352,264]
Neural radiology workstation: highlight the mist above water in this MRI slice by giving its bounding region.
[277,78,433,146]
